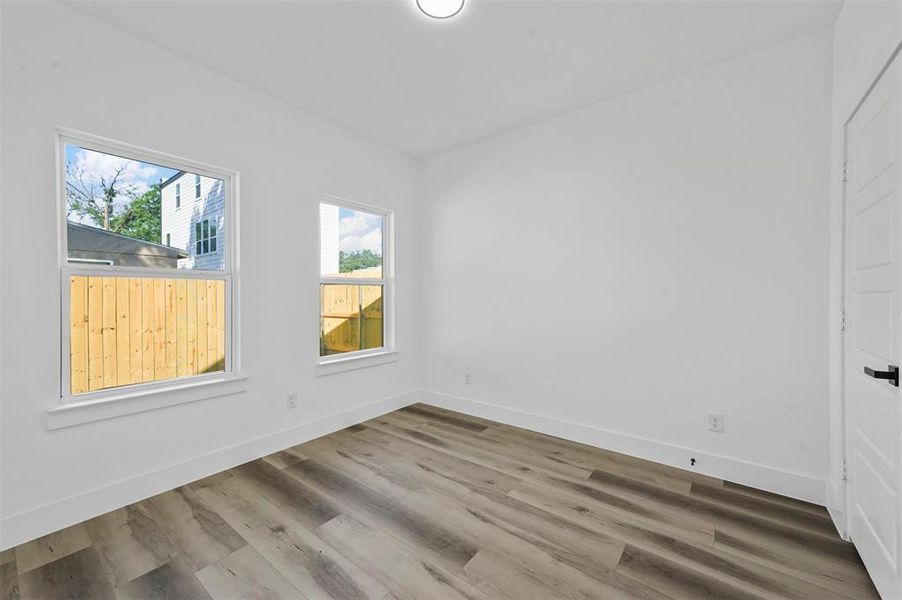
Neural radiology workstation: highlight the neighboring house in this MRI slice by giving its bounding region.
[67,222,186,268]
[320,203,340,275]
[160,171,225,270]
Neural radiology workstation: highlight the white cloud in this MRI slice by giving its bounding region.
[340,229,382,254]
[339,212,380,236]
[339,212,382,254]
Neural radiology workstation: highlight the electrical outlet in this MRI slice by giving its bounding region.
[286,393,298,409]
[707,413,724,433]
[464,371,472,385]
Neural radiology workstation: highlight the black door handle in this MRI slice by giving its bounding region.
[864,365,899,387]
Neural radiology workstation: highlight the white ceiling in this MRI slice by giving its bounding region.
[68,0,842,158]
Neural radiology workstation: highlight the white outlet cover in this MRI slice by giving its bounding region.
[707,413,724,433]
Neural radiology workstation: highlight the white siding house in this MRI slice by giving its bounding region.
[160,171,225,270]
[320,203,340,275]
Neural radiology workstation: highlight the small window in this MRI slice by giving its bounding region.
[195,219,218,256]
[175,182,181,208]
[319,201,390,358]
[195,173,202,199]
[62,134,235,399]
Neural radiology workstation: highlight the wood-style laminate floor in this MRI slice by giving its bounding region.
[2,403,879,600]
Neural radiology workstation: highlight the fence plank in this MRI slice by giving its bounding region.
[187,279,198,375]
[176,279,188,377]
[216,280,226,371]
[87,277,104,391]
[101,278,118,389]
[206,280,217,372]
[116,278,131,387]
[142,279,155,382]
[196,279,208,373]
[165,280,178,379]
[129,278,143,384]
[153,279,166,380]
[70,277,89,395]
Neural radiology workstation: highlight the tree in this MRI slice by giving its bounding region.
[66,162,137,230]
[339,249,382,273]
[66,162,162,244]
[110,184,162,244]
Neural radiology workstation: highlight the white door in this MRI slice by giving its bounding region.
[846,51,902,600]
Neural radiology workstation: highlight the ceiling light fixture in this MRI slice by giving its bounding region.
[416,0,465,19]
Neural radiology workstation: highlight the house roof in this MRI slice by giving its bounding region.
[160,170,186,189]
[67,221,188,259]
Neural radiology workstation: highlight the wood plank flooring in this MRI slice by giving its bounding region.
[2,403,879,599]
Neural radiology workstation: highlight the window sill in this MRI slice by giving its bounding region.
[46,374,248,430]
[316,350,399,376]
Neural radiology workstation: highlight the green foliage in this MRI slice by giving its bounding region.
[339,249,382,273]
[110,184,162,244]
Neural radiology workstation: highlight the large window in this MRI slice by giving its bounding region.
[319,200,391,360]
[60,131,235,399]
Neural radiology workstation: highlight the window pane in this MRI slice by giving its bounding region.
[202,220,209,239]
[203,240,209,254]
[320,284,383,356]
[69,275,226,395]
[210,238,217,253]
[65,144,225,271]
[196,241,202,255]
[320,203,383,278]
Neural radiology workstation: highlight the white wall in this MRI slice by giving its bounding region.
[418,30,834,504]
[827,0,902,537]
[0,1,418,549]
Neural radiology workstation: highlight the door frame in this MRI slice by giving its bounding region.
[834,30,902,541]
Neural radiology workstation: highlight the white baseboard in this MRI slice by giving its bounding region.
[0,390,418,551]
[419,390,826,506]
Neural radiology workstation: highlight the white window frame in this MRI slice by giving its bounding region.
[317,196,397,375]
[54,127,243,423]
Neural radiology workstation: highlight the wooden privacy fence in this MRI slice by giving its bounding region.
[69,276,226,395]
[320,284,383,355]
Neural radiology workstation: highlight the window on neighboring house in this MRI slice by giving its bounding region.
[195,219,217,255]
[175,182,181,208]
[319,200,391,360]
[61,132,235,399]
[195,173,201,199]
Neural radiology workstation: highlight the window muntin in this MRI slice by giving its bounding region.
[319,201,390,359]
[61,135,234,399]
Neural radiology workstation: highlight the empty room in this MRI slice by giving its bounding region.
[2,0,902,598]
